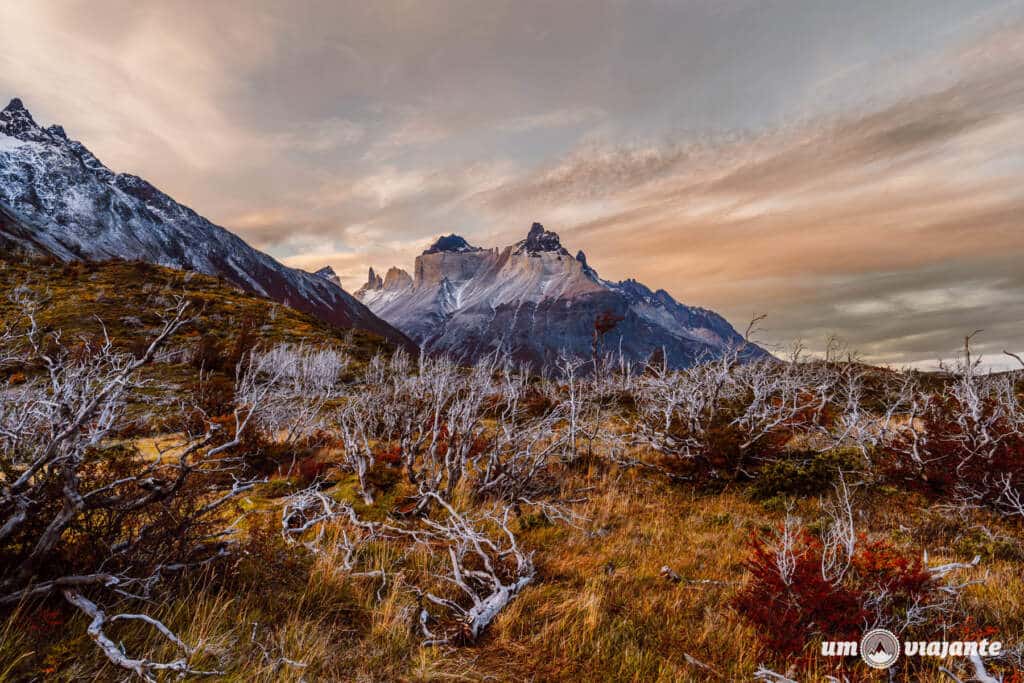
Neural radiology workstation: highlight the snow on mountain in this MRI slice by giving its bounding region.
[355,223,767,369]
[0,98,413,351]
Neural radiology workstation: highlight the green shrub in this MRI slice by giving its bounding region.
[750,448,862,499]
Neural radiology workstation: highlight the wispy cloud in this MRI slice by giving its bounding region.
[1,1,1022,367]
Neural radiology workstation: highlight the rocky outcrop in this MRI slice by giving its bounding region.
[423,234,482,255]
[314,265,342,288]
[513,222,570,256]
[383,266,413,290]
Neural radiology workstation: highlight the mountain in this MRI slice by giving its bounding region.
[356,222,766,369]
[0,98,413,351]
[314,265,343,288]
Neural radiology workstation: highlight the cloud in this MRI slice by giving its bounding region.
[276,117,366,153]
[461,21,1024,365]
[495,107,606,133]
[1,1,1022,368]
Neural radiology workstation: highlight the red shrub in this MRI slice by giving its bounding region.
[374,443,403,467]
[733,530,863,654]
[884,391,1024,502]
[296,456,331,485]
[734,529,935,658]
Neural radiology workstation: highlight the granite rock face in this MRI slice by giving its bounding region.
[356,223,767,370]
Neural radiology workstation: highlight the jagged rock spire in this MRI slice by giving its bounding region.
[1,97,46,141]
[365,266,383,290]
[575,249,600,280]
[516,222,568,256]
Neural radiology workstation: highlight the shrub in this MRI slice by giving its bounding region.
[296,456,333,485]
[634,358,843,482]
[192,332,227,371]
[734,525,944,659]
[751,449,863,500]
[881,371,1024,518]
[734,528,864,655]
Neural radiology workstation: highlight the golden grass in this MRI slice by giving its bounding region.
[2,258,1022,681]
[8,456,1020,682]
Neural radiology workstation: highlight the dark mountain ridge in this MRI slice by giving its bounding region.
[0,98,413,351]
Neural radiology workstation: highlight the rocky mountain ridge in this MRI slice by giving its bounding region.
[354,222,765,369]
[0,98,412,351]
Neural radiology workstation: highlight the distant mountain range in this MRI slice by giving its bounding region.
[0,98,413,351]
[355,222,766,369]
[1,97,762,370]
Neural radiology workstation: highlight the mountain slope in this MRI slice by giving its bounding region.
[356,222,766,369]
[0,98,413,351]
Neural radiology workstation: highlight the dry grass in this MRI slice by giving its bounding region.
[2,257,1022,681]
[7,455,1020,682]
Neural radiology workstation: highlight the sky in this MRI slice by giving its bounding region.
[2,1,1023,368]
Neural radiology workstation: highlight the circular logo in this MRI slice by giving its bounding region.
[860,628,900,669]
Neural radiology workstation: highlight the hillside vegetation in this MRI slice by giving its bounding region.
[1,257,1023,682]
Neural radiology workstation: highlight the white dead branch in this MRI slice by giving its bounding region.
[416,493,535,644]
[0,296,310,679]
[820,472,856,585]
[939,653,1002,683]
[330,492,534,646]
[754,666,799,683]
[62,589,221,682]
[249,621,309,675]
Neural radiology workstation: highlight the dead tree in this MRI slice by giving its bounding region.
[0,297,294,680]
[337,392,379,505]
[244,343,349,447]
[463,357,564,502]
[330,493,535,645]
[875,337,1024,518]
[633,345,825,478]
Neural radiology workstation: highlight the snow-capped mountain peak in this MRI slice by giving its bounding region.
[1,98,48,142]
[314,265,342,288]
[355,221,765,369]
[513,222,569,256]
[0,98,413,351]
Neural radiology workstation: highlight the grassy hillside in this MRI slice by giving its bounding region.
[0,256,392,356]
[0,256,391,385]
[6,447,1022,681]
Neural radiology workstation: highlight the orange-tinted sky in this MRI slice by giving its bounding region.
[2,1,1023,368]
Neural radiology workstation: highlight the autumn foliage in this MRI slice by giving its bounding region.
[734,528,937,657]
